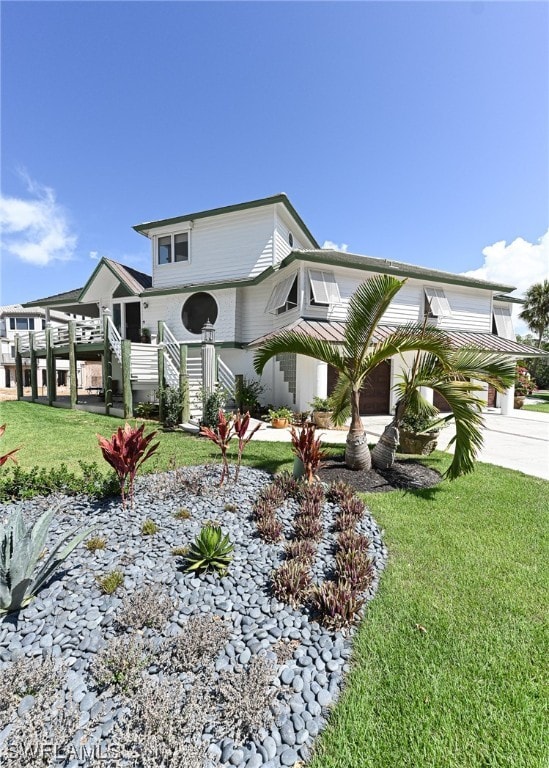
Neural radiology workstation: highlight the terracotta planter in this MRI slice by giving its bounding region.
[271,417,289,429]
[514,396,525,409]
[398,429,439,455]
[312,411,333,429]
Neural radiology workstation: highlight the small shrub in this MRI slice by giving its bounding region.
[0,461,118,502]
[271,560,312,606]
[224,502,237,512]
[184,525,234,576]
[235,376,265,413]
[289,422,328,483]
[0,655,58,727]
[97,569,124,594]
[201,386,227,429]
[337,529,371,555]
[309,581,365,630]
[294,512,323,541]
[253,498,276,520]
[334,510,361,533]
[163,614,230,673]
[91,634,148,693]
[299,494,323,518]
[174,507,191,520]
[335,550,374,592]
[272,471,301,500]
[216,655,277,741]
[97,422,159,508]
[326,479,355,505]
[141,518,158,536]
[118,583,173,630]
[285,539,317,563]
[256,512,284,543]
[199,409,233,485]
[171,545,189,557]
[86,536,107,552]
[257,482,286,507]
[338,495,366,522]
[272,638,300,664]
[161,385,184,429]
[300,482,326,506]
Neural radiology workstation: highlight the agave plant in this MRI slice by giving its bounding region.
[97,422,159,508]
[0,424,20,467]
[184,525,234,576]
[0,507,94,615]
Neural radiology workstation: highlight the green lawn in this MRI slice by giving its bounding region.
[1,400,547,767]
[523,392,549,413]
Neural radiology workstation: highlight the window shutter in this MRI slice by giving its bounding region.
[266,274,298,313]
[493,306,514,338]
[424,287,451,317]
[309,270,341,304]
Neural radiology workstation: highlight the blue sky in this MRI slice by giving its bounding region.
[1,1,548,327]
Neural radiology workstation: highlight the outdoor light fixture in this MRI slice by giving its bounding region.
[201,319,215,343]
[143,302,149,309]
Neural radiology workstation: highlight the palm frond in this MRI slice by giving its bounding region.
[328,372,352,426]
[344,275,406,362]
[253,331,345,375]
[440,349,516,391]
[433,380,485,480]
[364,325,451,376]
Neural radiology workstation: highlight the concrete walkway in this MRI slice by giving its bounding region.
[253,409,549,481]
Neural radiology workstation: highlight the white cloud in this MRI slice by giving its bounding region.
[322,240,348,252]
[0,177,77,266]
[462,229,549,335]
[89,251,100,260]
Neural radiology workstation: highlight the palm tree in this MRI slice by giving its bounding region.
[371,348,516,479]
[519,279,549,348]
[253,274,450,471]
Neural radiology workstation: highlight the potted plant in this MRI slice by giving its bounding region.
[398,411,441,455]
[310,396,334,429]
[514,365,535,409]
[268,407,294,429]
[140,327,151,344]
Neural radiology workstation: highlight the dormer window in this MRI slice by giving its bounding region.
[266,274,298,315]
[424,286,451,318]
[157,232,189,265]
[309,269,341,306]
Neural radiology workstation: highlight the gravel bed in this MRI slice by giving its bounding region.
[0,466,387,767]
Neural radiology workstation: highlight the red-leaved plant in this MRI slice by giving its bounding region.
[97,423,159,508]
[0,425,20,467]
[232,411,261,483]
[199,410,234,485]
[289,423,327,484]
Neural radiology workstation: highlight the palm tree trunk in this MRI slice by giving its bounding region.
[344,388,371,470]
[371,398,405,470]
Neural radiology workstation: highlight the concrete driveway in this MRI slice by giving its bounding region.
[253,409,549,480]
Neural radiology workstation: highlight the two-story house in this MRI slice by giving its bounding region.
[19,194,534,419]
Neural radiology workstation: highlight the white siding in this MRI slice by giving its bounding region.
[150,207,275,289]
[142,289,237,344]
[273,207,310,263]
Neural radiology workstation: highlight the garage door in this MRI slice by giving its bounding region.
[434,384,496,412]
[328,361,391,415]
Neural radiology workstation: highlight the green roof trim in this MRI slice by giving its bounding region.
[282,250,516,293]
[132,193,320,248]
[24,288,83,308]
[494,293,523,304]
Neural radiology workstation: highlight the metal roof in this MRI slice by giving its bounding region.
[248,319,542,357]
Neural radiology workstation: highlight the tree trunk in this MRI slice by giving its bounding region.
[371,420,399,469]
[344,388,371,470]
[371,399,405,470]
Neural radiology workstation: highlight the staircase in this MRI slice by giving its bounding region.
[106,318,236,421]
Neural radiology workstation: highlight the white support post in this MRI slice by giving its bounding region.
[500,384,515,415]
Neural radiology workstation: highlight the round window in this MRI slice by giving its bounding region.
[288,232,294,247]
[181,292,218,335]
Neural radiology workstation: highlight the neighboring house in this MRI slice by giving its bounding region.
[19,194,536,418]
[0,305,100,392]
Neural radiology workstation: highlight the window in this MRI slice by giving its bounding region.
[266,274,298,314]
[493,306,514,338]
[424,287,451,318]
[181,292,218,334]
[309,270,341,306]
[41,319,46,330]
[14,318,33,331]
[157,232,189,265]
[10,345,15,359]
[57,370,67,386]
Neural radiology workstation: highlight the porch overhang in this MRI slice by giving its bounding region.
[247,319,544,357]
